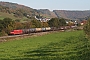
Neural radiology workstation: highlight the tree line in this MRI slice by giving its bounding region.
[0,17,67,36]
[1,17,89,39]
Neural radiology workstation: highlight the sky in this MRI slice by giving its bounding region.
[1,0,90,11]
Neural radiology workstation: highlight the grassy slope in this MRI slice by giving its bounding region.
[0,12,28,20]
[0,31,90,60]
[0,12,16,20]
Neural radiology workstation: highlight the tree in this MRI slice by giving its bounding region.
[15,19,20,22]
[14,10,23,18]
[83,18,90,37]
[0,24,3,32]
[48,18,59,28]
[14,22,24,29]
[31,19,41,28]
[0,20,4,32]
[2,18,15,34]
[24,21,32,29]
[59,18,66,26]
[41,22,49,27]
[2,18,13,28]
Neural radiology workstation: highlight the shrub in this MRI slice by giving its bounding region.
[83,18,90,38]
[0,30,8,36]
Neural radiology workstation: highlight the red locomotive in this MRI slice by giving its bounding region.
[10,30,23,35]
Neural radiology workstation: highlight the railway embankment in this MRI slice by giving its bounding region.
[0,32,50,42]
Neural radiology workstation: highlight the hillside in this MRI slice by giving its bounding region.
[0,1,56,19]
[0,1,90,20]
[0,12,16,20]
[0,11,29,20]
[0,2,37,18]
[53,10,90,19]
[37,9,57,18]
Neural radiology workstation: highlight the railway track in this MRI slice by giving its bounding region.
[0,28,77,42]
[0,34,31,42]
[0,32,50,42]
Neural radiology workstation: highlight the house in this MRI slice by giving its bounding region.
[80,20,87,25]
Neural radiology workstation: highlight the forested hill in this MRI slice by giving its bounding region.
[53,10,90,19]
[0,2,36,17]
[0,1,90,20]
[0,1,57,19]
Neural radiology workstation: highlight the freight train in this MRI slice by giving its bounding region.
[10,26,76,35]
[10,27,52,35]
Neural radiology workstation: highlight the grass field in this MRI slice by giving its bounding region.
[0,31,90,60]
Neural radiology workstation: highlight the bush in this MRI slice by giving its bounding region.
[83,18,90,38]
[0,30,8,36]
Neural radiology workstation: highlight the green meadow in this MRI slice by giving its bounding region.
[0,31,90,60]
